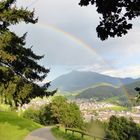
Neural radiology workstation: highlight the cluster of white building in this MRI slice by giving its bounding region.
[17,97,140,124]
[73,99,140,124]
[18,97,52,111]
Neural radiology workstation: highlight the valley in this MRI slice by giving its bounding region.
[1,1,140,139]
[50,70,140,124]
[51,71,140,106]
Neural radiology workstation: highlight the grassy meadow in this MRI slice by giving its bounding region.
[0,111,42,140]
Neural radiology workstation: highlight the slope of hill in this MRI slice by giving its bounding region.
[76,85,119,99]
[0,112,42,140]
[51,71,138,92]
[76,81,140,101]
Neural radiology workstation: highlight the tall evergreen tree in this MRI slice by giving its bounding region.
[0,0,55,107]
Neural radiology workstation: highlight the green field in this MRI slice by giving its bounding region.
[0,111,42,140]
[109,105,128,111]
[96,105,128,112]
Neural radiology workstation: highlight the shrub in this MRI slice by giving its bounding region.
[22,108,40,124]
[22,104,58,125]
[39,104,58,125]
[105,116,140,140]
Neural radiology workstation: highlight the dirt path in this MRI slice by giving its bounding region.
[24,127,57,140]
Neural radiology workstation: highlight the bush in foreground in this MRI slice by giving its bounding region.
[22,108,41,124]
[105,116,140,140]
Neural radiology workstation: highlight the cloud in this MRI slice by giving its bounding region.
[47,64,140,80]
[71,64,140,78]
[15,0,140,80]
[102,65,140,78]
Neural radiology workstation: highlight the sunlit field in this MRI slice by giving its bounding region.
[0,112,42,140]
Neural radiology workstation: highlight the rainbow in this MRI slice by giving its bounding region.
[32,21,132,104]
[36,22,102,60]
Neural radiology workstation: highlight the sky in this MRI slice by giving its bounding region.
[14,0,140,80]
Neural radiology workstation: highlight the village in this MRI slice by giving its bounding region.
[73,99,140,123]
[20,97,140,124]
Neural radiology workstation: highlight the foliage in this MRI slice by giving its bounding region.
[22,108,41,124]
[0,111,42,140]
[0,0,55,107]
[79,0,140,40]
[51,96,84,129]
[51,127,91,140]
[105,115,140,140]
[22,104,57,125]
[39,104,58,125]
[50,96,68,123]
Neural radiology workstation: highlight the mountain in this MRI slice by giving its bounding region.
[50,70,139,92]
[119,77,140,85]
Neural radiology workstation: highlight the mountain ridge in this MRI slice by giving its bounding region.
[50,70,139,92]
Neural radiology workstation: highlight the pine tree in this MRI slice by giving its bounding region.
[0,0,55,107]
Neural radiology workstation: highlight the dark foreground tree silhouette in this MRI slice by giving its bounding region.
[0,0,55,107]
[79,0,140,40]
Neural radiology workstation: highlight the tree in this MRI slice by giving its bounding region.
[79,0,140,40]
[50,96,68,124]
[23,96,83,128]
[105,115,140,140]
[39,104,58,125]
[0,0,55,107]
[23,104,58,125]
[50,96,83,128]
[62,102,84,129]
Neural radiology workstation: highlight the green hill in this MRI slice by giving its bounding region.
[76,84,119,100]
[76,81,140,102]
[51,71,139,92]
[0,111,42,140]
